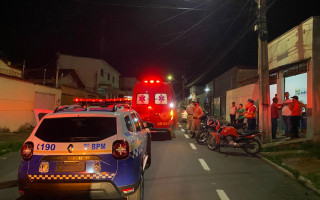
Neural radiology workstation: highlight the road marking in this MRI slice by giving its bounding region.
[216,189,230,200]
[184,134,189,139]
[181,128,185,131]
[198,158,210,171]
[189,143,197,150]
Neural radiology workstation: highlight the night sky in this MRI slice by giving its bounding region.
[1,0,320,87]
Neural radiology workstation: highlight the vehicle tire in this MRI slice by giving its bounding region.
[243,139,261,154]
[127,173,144,200]
[196,130,209,144]
[207,134,218,151]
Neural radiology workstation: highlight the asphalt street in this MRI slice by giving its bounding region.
[0,122,319,200]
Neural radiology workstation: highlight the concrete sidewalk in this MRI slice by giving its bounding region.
[259,137,320,196]
[0,151,20,188]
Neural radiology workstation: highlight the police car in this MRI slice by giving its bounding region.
[18,99,152,200]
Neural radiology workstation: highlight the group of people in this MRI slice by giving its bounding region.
[229,99,257,130]
[271,92,306,139]
[185,100,204,138]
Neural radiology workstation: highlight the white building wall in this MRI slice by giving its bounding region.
[0,76,61,131]
[226,83,259,122]
[268,17,313,70]
[59,54,120,91]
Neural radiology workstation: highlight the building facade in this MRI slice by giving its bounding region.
[59,54,120,98]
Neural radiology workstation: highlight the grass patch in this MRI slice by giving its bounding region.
[0,141,24,156]
[304,173,320,190]
[261,141,313,152]
[0,132,31,156]
[265,154,301,178]
[0,127,10,133]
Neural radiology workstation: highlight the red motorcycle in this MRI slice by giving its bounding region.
[206,123,262,154]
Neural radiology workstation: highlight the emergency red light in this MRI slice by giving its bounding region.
[73,98,132,103]
[143,79,161,83]
[122,187,134,194]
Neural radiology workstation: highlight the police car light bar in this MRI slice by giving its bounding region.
[73,98,132,103]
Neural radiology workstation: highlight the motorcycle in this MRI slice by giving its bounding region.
[196,117,220,144]
[207,123,262,154]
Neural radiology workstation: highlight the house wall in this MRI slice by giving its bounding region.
[0,60,22,78]
[61,86,100,105]
[61,73,79,88]
[0,75,61,131]
[119,77,138,97]
[268,18,313,70]
[59,54,120,92]
[226,83,259,122]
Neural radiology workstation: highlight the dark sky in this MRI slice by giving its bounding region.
[1,0,320,86]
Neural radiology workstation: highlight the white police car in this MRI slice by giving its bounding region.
[18,101,152,200]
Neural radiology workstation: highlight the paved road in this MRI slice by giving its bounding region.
[0,122,319,200]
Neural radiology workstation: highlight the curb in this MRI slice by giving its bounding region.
[0,180,18,190]
[258,154,320,196]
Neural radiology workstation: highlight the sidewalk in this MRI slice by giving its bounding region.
[0,151,20,186]
[259,137,320,195]
[0,132,30,189]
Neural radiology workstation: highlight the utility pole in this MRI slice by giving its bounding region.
[43,69,47,85]
[56,52,60,88]
[22,60,25,79]
[255,0,271,142]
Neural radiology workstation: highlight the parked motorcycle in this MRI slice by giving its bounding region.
[207,123,262,154]
[196,117,220,144]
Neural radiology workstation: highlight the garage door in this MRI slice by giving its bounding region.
[34,93,55,110]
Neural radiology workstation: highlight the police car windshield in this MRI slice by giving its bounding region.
[35,117,117,142]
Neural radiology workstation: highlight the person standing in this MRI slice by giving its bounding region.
[289,96,306,138]
[185,100,194,134]
[245,99,257,130]
[271,98,281,139]
[229,102,237,124]
[191,102,204,138]
[281,92,292,137]
[236,103,245,124]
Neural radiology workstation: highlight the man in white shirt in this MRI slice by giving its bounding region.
[281,92,293,137]
[229,102,237,124]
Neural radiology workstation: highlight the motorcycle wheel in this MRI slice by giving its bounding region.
[196,130,209,143]
[207,134,218,151]
[243,139,261,154]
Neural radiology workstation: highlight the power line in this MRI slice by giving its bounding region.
[154,0,233,53]
[186,0,255,86]
[72,0,210,10]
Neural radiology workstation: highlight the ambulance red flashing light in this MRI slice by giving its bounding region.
[144,80,161,84]
[73,98,132,103]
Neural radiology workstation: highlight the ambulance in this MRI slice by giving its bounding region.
[131,79,177,140]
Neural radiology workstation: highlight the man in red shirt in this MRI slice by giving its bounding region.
[289,96,306,138]
[245,99,257,130]
[271,98,281,139]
